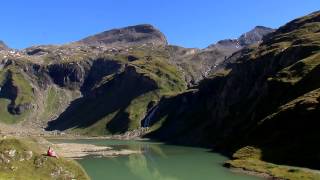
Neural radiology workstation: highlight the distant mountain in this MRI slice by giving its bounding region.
[206,26,274,53]
[168,26,275,86]
[77,24,168,47]
[238,26,274,46]
[0,40,9,50]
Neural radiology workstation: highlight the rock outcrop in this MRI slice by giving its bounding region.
[238,26,274,46]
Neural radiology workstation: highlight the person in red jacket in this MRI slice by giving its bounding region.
[47,146,58,158]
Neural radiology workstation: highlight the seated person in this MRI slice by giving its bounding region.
[47,146,58,158]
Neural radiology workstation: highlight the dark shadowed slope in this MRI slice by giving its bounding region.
[146,11,320,173]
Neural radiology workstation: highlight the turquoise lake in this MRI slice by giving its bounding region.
[51,139,262,180]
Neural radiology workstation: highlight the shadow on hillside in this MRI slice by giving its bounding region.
[238,102,320,170]
[46,67,158,134]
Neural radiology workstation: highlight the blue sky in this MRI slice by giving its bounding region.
[1,0,319,49]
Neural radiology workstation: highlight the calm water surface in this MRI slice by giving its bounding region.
[51,139,262,180]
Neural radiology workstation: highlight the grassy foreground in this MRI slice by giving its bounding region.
[0,136,90,180]
[225,146,320,180]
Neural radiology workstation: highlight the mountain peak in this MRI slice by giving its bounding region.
[254,25,273,30]
[238,26,275,46]
[206,26,274,50]
[78,24,168,47]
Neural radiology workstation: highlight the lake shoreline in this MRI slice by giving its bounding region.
[230,167,276,180]
[45,136,287,179]
[53,142,141,159]
[54,138,262,180]
[50,137,320,180]
[6,134,320,179]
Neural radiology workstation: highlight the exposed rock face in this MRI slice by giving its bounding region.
[48,62,90,90]
[78,24,168,47]
[238,26,274,46]
[207,26,274,51]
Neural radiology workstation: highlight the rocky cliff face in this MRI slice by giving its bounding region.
[238,26,274,46]
[78,24,168,47]
[146,11,320,170]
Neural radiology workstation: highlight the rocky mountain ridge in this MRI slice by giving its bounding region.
[0,23,274,135]
[77,24,168,48]
[167,26,274,85]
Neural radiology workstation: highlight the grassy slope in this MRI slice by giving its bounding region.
[39,86,76,123]
[9,68,34,105]
[0,137,89,180]
[229,88,320,178]
[0,99,28,124]
[226,146,320,180]
[87,49,185,134]
[46,47,187,135]
[0,66,34,124]
[213,13,320,179]
[146,11,320,179]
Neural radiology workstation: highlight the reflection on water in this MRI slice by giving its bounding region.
[127,154,178,180]
[125,142,178,180]
[52,139,262,180]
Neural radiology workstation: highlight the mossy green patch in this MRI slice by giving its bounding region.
[0,99,27,124]
[8,68,34,105]
[0,137,90,180]
[39,86,68,122]
[227,146,320,180]
[273,52,320,84]
[0,66,34,124]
